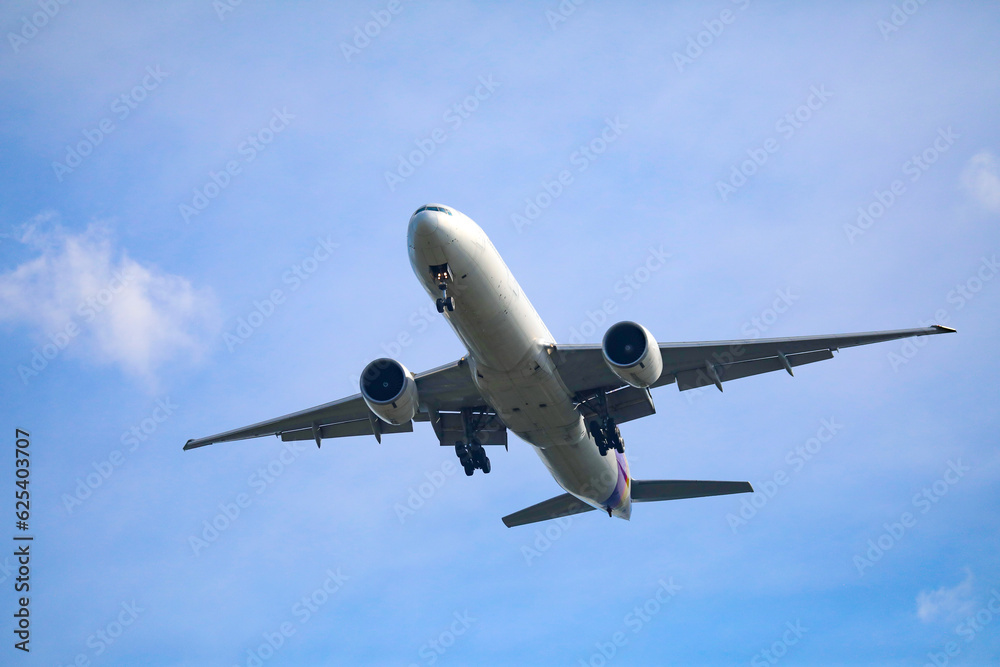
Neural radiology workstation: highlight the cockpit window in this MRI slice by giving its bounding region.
[413,205,453,216]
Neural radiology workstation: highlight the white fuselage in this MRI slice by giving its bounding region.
[407,205,631,518]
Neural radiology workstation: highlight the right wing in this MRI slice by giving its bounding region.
[183,358,486,450]
[552,325,956,397]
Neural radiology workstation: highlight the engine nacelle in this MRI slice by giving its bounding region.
[360,358,419,425]
[602,321,663,388]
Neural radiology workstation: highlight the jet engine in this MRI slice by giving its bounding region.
[602,321,663,388]
[360,358,419,425]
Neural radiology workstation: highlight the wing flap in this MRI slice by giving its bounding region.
[279,419,413,442]
[674,349,834,391]
[606,385,657,424]
[501,493,596,527]
[576,385,657,426]
[430,411,508,447]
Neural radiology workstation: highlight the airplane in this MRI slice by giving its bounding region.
[184,203,955,527]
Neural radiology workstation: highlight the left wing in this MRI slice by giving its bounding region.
[553,325,956,398]
[183,358,484,450]
[502,492,595,527]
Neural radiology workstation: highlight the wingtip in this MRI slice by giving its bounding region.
[183,439,197,451]
[932,324,957,333]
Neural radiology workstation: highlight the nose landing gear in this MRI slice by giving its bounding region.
[436,289,455,313]
[432,265,456,313]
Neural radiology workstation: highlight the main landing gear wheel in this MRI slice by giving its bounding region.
[455,440,490,475]
[436,281,455,313]
[608,420,624,454]
[589,420,609,456]
[590,417,624,456]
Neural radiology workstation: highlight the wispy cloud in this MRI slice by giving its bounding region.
[962,150,1000,213]
[916,568,976,623]
[0,214,219,383]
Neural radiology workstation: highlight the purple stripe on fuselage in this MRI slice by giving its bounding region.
[602,450,630,510]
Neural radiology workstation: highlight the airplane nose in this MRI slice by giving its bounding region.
[408,205,460,248]
[408,210,440,239]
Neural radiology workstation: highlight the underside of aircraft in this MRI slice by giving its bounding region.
[185,204,954,527]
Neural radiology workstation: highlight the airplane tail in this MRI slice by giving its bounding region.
[501,479,753,527]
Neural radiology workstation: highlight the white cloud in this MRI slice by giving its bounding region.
[962,151,1000,213]
[916,568,976,623]
[0,215,219,382]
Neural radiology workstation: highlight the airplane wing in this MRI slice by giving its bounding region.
[187,326,954,450]
[183,358,485,450]
[552,325,956,397]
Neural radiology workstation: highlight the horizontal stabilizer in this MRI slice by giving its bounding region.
[631,479,753,502]
[501,480,753,527]
[501,493,596,528]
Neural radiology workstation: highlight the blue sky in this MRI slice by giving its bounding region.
[1,1,999,665]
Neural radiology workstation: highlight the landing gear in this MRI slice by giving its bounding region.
[433,266,456,313]
[589,420,609,456]
[589,416,623,456]
[455,440,490,475]
[448,407,501,476]
[606,417,624,454]
[435,294,455,313]
[580,389,626,456]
